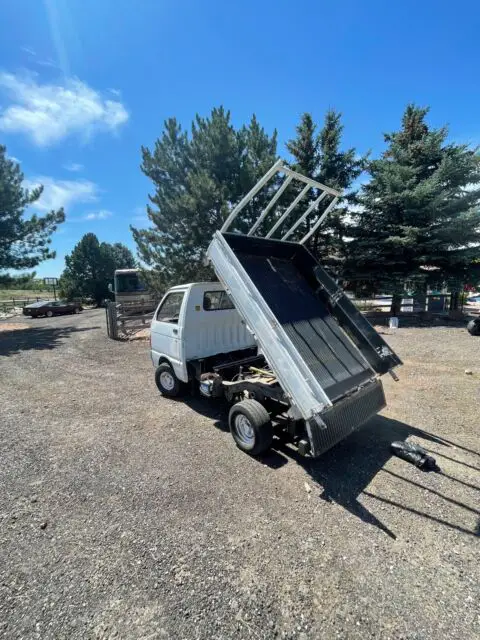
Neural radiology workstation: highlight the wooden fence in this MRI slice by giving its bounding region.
[1,297,54,314]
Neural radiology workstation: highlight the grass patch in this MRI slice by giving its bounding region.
[0,288,53,301]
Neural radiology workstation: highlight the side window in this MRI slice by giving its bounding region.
[203,290,235,311]
[156,292,184,323]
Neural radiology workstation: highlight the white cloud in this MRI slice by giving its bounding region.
[21,46,37,56]
[35,58,58,69]
[132,215,150,224]
[24,176,98,211]
[64,162,84,172]
[132,206,151,225]
[84,209,112,221]
[0,72,129,146]
[21,45,59,69]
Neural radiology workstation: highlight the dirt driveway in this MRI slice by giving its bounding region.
[0,311,479,639]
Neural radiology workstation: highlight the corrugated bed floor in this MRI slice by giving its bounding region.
[237,253,372,401]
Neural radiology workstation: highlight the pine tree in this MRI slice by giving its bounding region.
[59,234,134,304]
[107,243,136,270]
[132,107,277,286]
[348,105,480,313]
[285,111,366,271]
[0,145,64,270]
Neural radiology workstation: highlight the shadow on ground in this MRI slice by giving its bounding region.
[185,394,480,539]
[293,416,479,540]
[0,325,101,357]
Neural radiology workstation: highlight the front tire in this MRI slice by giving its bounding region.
[229,399,273,455]
[155,363,183,397]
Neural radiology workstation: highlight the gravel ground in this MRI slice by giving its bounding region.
[0,310,479,639]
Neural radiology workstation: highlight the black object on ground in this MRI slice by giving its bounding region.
[391,441,439,471]
[467,318,480,336]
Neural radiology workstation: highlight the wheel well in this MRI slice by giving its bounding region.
[157,357,173,368]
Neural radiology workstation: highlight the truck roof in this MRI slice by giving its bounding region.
[168,282,223,291]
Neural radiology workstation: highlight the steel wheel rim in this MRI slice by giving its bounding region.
[160,371,175,391]
[233,414,255,448]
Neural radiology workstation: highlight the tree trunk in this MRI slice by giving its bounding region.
[449,290,459,311]
[390,292,402,315]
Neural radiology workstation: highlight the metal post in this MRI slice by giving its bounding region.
[266,184,311,239]
[281,166,339,197]
[221,159,283,232]
[299,196,339,245]
[247,175,293,236]
[282,191,328,241]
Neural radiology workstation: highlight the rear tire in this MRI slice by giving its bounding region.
[46,310,53,318]
[467,319,480,336]
[74,308,80,314]
[155,363,183,397]
[229,399,273,455]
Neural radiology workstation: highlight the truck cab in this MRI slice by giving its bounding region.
[150,282,257,386]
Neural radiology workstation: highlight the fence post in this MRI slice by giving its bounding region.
[105,301,119,340]
[112,303,118,339]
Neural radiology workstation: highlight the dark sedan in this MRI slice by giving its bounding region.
[23,300,83,318]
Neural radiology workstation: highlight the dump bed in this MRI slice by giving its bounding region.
[206,161,402,455]
[208,232,401,448]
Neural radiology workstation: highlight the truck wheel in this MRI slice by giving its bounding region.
[229,399,273,455]
[467,319,480,336]
[155,363,183,397]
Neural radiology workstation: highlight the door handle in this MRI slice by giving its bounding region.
[172,329,178,335]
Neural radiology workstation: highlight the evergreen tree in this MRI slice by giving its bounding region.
[285,111,366,270]
[107,242,136,270]
[59,234,134,304]
[348,105,480,313]
[0,145,64,270]
[132,107,277,286]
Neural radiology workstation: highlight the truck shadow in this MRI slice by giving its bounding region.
[184,396,479,539]
[275,416,479,539]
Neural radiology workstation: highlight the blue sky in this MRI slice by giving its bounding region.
[1,0,479,277]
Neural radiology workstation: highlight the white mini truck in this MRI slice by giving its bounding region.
[150,161,402,457]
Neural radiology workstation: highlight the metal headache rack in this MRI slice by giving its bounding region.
[221,159,342,244]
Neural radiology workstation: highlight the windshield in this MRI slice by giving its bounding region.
[114,272,146,293]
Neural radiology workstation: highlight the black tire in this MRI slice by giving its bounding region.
[467,319,480,336]
[46,310,53,318]
[74,307,80,314]
[228,399,273,455]
[155,363,183,397]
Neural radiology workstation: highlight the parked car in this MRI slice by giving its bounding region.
[467,294,480,304]
[23,300,83,318]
